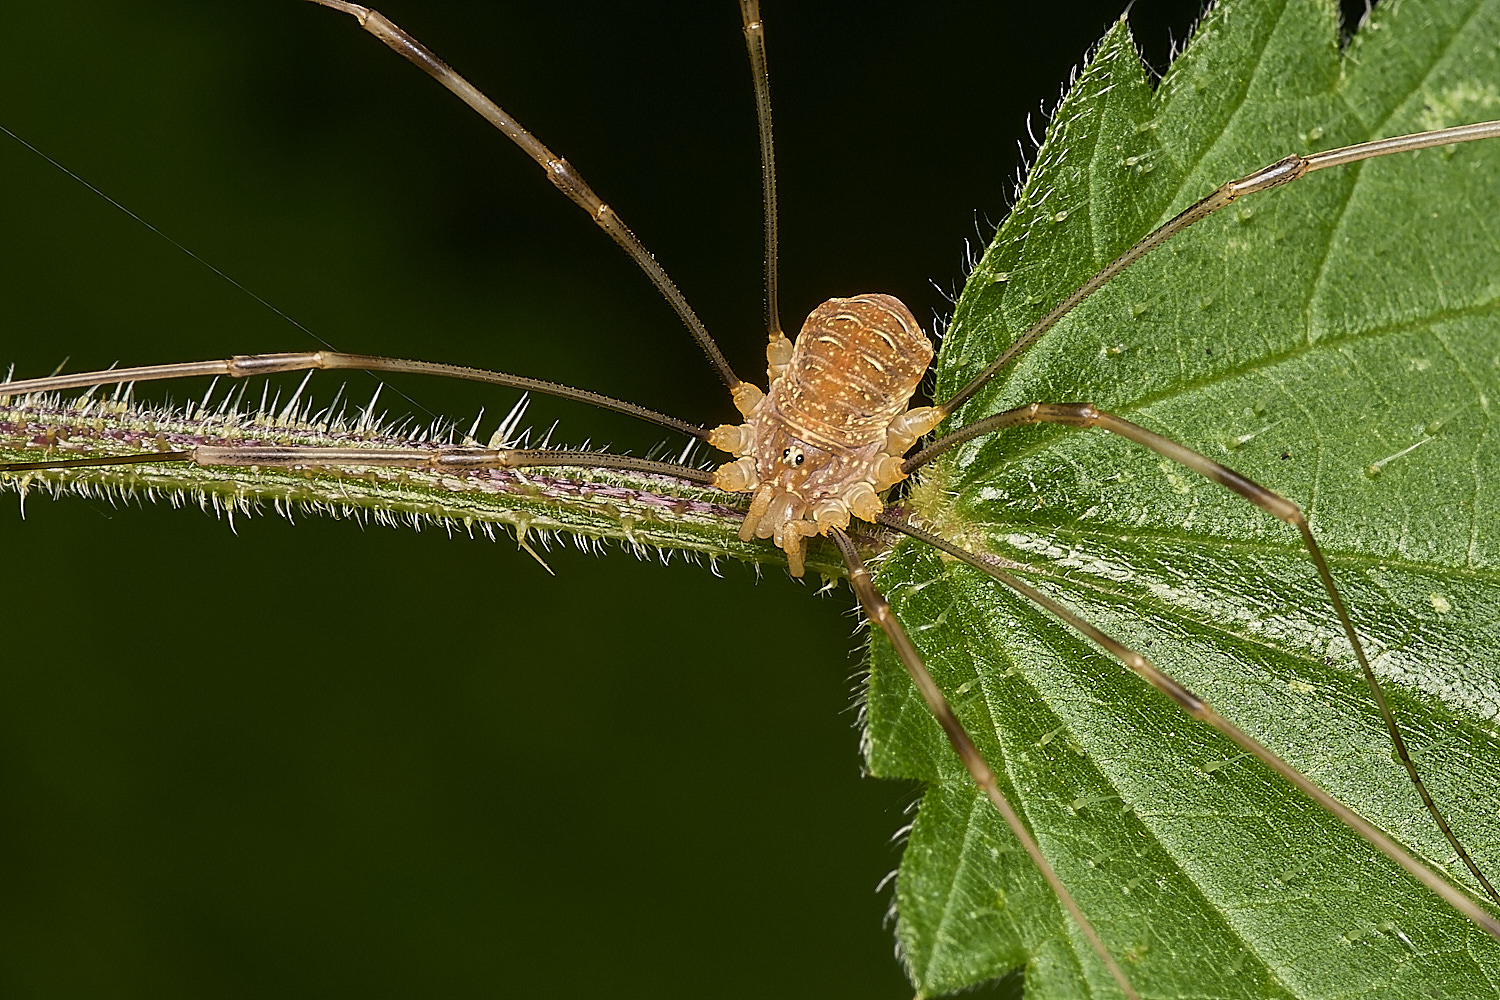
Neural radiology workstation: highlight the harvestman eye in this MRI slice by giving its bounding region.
[3,2,1500,998]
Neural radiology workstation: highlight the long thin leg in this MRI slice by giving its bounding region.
[827,526,1140,1000]
[737,1,788,360]
[878,511,1500,945]
[905,402,1500,908]
[0,444,717,483]
[306,1,744,393]
[937,120,1500,415]
[0,352,706,441]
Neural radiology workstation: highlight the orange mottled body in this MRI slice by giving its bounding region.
[710,293,941,576]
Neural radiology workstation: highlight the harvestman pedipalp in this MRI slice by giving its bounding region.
[5,1,1500,996]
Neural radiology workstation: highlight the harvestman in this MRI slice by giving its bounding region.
[4,2,1500,996]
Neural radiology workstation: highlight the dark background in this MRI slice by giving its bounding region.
[0,1,1361,996]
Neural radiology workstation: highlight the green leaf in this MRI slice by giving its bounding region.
[868,1,1500,997]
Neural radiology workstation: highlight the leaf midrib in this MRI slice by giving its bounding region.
[970,520,1500,585]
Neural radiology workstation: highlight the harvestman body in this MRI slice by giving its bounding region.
[5,2,1500,996]
[711,294,941,578]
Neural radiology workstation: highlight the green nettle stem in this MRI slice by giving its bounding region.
[0,392,862,575]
